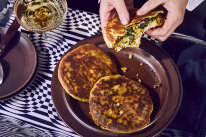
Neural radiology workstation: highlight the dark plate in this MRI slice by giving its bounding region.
[0,27,37,99]
[51,35,183,137]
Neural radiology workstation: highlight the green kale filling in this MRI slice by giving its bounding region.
[138,16,156,29]
[125,26,136,44]
[116,26,135,45]
[116,15,162,47]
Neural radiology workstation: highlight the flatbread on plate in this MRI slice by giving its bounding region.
[58,44,117,102]
[89,74,153,133]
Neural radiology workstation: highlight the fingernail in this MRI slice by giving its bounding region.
[121,18,128,25]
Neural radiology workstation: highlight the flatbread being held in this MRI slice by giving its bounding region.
[58,44,117,102]
[103,9,165,51]
[89,74,153,133]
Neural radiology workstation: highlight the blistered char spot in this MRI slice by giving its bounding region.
[105,27,115,43]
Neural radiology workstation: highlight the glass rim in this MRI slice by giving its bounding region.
[14,0,68,32]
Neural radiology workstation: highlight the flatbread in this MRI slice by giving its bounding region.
[58,44,117,102]
[89,74,153,133]
[103,9,165,51]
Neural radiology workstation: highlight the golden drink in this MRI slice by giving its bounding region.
[15,0,67,32]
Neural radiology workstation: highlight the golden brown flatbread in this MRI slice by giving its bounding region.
[58,44,117,102]
[103,9,165,51]
[89,74,153,133]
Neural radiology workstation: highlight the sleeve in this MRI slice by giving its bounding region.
[186,0,205,11]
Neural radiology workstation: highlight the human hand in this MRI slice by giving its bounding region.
[100,0,133,31]
[137,0,188,41]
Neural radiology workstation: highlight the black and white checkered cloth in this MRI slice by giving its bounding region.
[0,1,194,137]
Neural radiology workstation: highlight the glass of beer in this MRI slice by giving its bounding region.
[14,0,67,33]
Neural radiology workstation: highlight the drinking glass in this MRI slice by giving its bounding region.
[14,0,67,33]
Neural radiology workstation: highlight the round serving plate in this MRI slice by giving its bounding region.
[0,27,37,99]
[51,35,183,137]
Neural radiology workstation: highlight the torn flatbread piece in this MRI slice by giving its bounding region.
[103,9,165,51]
